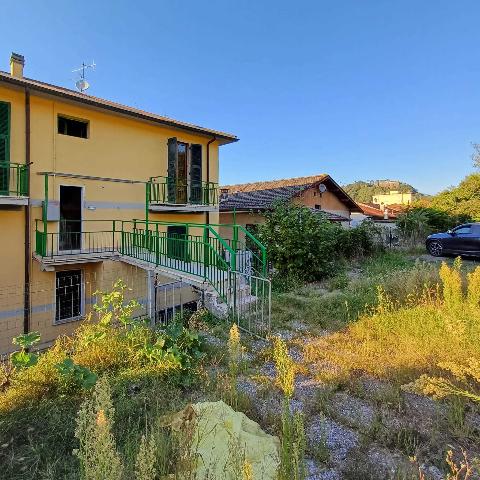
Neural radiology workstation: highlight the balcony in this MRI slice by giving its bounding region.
[34,219,267,301]
[147,176,218,212]
[0,162,28,205]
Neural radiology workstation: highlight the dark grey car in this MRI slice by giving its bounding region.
[426,223,480,257]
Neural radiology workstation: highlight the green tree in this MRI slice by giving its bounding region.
[258,202,340,281]
[343,180,418,204]
[419,174,480,221]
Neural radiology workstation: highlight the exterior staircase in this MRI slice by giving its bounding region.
[35,219,271,336]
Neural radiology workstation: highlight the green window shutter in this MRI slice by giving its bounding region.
[190,144,202,203]
[0,102,10,163]
[167,137,177,203]
[0,102,10,194]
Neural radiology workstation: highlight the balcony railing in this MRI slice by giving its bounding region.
[148,176,218,206]
[34,219,268,302]
[0,162,28,197]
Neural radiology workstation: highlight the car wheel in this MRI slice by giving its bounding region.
[428,241,443,257]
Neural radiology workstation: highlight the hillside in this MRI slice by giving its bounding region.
[343,180,419,204]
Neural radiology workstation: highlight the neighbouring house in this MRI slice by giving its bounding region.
[372,190,413,208]
[0,52,269,352]
[219,174,361,243]
[351,202,399,227]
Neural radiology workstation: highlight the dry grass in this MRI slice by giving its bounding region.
[304,261,480,387]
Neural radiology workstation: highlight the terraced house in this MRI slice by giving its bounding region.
[0,53,269,353]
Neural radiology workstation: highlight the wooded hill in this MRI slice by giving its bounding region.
[343,180,419,204]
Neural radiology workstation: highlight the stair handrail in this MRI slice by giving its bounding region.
[234,225,267,278]
[207,225,236,271]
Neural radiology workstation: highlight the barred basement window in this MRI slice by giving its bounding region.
[55,270,83,323]
[58,116,89,138]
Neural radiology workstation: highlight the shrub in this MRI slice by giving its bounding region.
[258,202,340,281]
[227,323,242,409]
[259,203,380,283]
[0,281,205,414]
[56,358,98,393]
[273,336,306,480]
[396,206,470,245]
[335,220,381,258]
[134,433,157,480]
[75,376,123,480]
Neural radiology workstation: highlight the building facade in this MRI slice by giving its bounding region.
[0,53,268,352]
[372,190,413,208]
[219,175,360,243]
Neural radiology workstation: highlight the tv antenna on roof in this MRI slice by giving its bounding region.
[72,61,96,93]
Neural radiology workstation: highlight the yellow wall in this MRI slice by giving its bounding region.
[292,186,351,218]
[219,211,264,244]
[0,82,220,350]
[372,191,413,207]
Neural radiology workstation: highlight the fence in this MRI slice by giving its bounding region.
[230,272,271,338]
[148,176,218,206]
[0,162,28,197]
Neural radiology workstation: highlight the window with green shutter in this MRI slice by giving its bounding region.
[0,102,11,194]
[190,144,202,204]
[0,102,10,163]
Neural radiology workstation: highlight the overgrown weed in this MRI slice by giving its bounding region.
[305,261,480,386]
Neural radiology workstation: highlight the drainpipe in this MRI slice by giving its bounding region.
[23,87,31,334]
[206,137,216,226]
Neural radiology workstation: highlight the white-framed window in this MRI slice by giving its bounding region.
[55,269,84,324]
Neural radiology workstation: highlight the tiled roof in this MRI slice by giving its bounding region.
[219,185,350,222]
[221,174,361,213]
[222,174,328,193]
[357,202,398,219]
[311,209,351,222]
[220,185,309,210]
[382,203,406,213]
[0,71,237,143]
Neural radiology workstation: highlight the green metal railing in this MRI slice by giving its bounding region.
[0,162,28,197]
[34,219,268,305]
[34,220,121,258]
[148,176,218,206]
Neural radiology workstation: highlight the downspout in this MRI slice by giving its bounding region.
[23,87,31,334]
[206,137,216,226]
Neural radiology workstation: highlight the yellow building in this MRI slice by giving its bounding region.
[372,190,413,208]
[0,52,269,353]
[219,174,360,243]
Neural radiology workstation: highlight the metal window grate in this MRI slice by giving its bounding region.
[55,270,82,323]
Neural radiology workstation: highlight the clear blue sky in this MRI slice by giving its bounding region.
[1,0,479,194]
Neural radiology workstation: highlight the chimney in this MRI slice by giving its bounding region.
[10,52,25,78]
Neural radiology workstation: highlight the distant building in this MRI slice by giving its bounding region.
[351,202,399,227]
[372,190,413,208]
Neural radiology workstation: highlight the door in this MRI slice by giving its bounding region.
[59,186,82,251]
[167,138,188,204]
[445,224,474,254]
[189,144,202,204]
[167,225,188,261]
[176,142,188,203]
